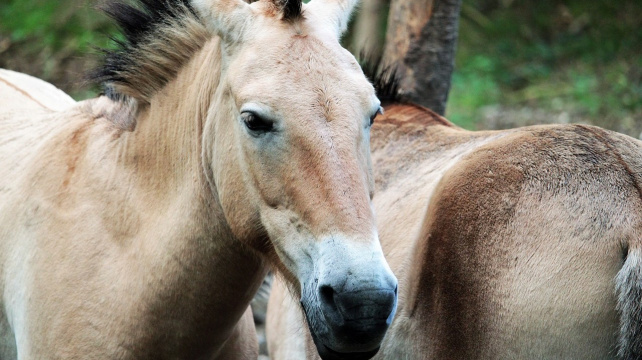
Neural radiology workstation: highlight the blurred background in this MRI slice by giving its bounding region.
[1,0,640,136]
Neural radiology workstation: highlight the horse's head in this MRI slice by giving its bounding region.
[194,0,397,358]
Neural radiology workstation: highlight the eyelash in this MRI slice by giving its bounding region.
[242,112,274,133]
[370,107,383,126]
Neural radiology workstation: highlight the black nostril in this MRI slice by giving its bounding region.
[318,284,397,328]
[319,285,336,308]
[319,285,346,326]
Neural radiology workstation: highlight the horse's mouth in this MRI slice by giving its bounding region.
[306,323,382,360]
[302,297,388,360]
[318,344,381,360]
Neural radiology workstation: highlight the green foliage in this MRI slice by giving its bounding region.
[447,55,500,129]
[0,0,114,51]
[447,0,642,132]
[0,0,117,99]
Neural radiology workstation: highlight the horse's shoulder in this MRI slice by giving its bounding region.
[0,69,75,112]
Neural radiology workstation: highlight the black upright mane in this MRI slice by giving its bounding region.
[90,0,305,102]
[104,0,196,48]
[90,0,206,102]
[360,53,403,104]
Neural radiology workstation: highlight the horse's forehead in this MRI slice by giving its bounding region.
[246,35,360,78]
[283,36,355,66]
[230,34,372,116]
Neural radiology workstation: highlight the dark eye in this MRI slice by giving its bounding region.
[369,107,383,127]
[242,112,273,133]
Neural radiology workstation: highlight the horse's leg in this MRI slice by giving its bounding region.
[211,306,258,360]
[616,246,642,359]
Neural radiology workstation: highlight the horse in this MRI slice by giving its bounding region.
[0,0,400,358]
[266,70,642,359]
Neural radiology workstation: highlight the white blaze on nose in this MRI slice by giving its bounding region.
[315,234,397,294]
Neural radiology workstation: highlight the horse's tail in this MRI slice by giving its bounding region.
[616,246,642,359]
[613,133,642,360]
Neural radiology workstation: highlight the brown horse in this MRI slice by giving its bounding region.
[0,0,399,359]
[267,73,642,359]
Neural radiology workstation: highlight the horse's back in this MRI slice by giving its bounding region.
[0,70,79,180]
[0,69,75,112]
[395,124,642,359]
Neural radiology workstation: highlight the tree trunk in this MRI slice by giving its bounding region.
[383,0,462,115]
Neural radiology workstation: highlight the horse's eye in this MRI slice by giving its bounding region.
[242,112,273,133]
[369,107,384,127]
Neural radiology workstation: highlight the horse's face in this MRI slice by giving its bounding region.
[195,0,397,358]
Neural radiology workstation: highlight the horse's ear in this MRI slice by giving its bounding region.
[191,0,254,44]
[307,0,360,38]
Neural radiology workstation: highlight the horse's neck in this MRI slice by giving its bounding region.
[370,104,464,190]
[90,39,223,243]
[119,39,222,184]
[73,38,266,348]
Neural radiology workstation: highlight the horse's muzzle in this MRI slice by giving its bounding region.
[298,236,398,359]
[306,283,398,360]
